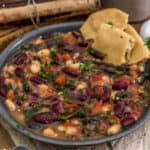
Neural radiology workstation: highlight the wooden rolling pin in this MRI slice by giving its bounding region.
[0,0,100,24]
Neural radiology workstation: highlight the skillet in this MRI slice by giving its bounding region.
[0,22,150,146]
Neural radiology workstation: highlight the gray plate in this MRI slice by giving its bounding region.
[0,22,150,146]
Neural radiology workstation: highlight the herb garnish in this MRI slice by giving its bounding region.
[145,37,150,49]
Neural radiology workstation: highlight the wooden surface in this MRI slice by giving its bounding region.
[0,21,149,150]
[0,117,150,150]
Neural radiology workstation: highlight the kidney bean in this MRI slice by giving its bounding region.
[51,102,64,113]
[77,95,87,101]
[72,31,81,38]
[86,88,94,98]
[78,38,89,47]
[33,112,57,124]
[123,117,135,126]
[16,100,24,106]
[114,104,125,118]
[0,87,7,97]
[101,89,111,102]
[124,98,132,106]
[145,59,150,75]
[27,93,39,106]
[63,67,80,77]
[15,67,24,77]
[44,96,58,105]
[123,112,132,119]
[28,93,39,101]
[90,50,104,60]
[33,56,41,61]
[15,53,27,65]
[0,76,5,84]
[30,76,46,85]
[112,81,128,90]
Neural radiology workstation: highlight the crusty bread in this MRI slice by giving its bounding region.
[80,8,128,40]
[125,24,150,64]
[93,24,135,65]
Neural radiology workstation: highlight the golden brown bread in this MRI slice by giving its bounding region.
[93,24,135,65]
[80,8,128,40]
[125,24,150,64]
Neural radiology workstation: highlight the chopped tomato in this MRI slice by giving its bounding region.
[62,34,77,46]
[66,103,78,109]
[132,105,143,119]
[92,100,103,115]
[118,76,131,85]
[95,87,104,95]
[56,74,66,86]
[57,54,63,62]
[63,54,71,61]
[99,122,108,132]
[92,73,110,86]
[49,66,57,73]
[6,90,14,99]
[128,84,139,94]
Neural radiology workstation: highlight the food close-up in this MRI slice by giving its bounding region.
[0,0,150,150]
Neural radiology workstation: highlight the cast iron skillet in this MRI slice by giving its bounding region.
[0,22,150,146]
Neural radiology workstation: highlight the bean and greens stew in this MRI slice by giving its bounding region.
[0,31,149,140]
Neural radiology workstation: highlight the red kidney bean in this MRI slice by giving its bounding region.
[90,50,104,60]
[30,76,46,85]
[112,81,128,90]
[78,38,89,47]
[123,117,135,126]
[72,31,81,38]
[77,95,87,101]
[86,88,94,98]
[0,87,7,97]
[15,67,24,77]
[15,53,27,65]
[145,59,150,75]
[16,100,24,106]
[33,112,57,124]
[101,90,111,102]
[0,76,5,84]
[28,93,39,101]
[63,67,80,77]
[27,93,39,106]
[51,102,64,113]
[123,112,132,119]
[124,98,132,106]
[44,96,58,105]
[33,56,41,61]
[114,104,125,118]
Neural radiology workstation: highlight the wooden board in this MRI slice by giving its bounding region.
[0,117,150,150]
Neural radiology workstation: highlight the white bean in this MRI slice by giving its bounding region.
[101,104,112,114]
[38,49,50,57]
[107,124,121,135]
[30,61,41,74]
[5,65,15,74]
[5,99,16,111]
[68,63,80,69]
[77,82,87,90]
[66,126,78,135]
[57,125,65,132]
[33,38,44,45]
[43,127,57,137]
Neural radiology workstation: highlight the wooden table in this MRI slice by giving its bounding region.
[0,22,149,150]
